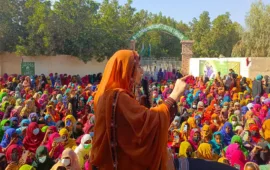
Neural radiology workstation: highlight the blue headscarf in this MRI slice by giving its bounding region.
[209,131,224,155]
[87,96,93,103]
[241,106,249,115]
[50,75,55,87]
[220,122,234,146]
[194,90,201,101]
[62,95,68,108]
[194,115,202,128]
[16,126,27,141]
[20,119,30,127]
[30,76,36,89]
[10,117,19,129]
[0,128,21,148]
[91,85,96,92]
[44,115,56,126]
[186,93,194,107]
[28,112,38,122]
[221,95,231,106]
[256,74,263,81]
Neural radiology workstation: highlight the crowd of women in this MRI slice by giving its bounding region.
[0,73,100,170]
[160,72,270,170]
[0,67,269,170]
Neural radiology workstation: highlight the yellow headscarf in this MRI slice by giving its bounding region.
[197,143,213,160]
[187,117,197,129]
[179,141,192,157]
[244,118,256,130]
[59,128,77,150]
[201,124,212,139]
[19,164,35,170]
[65,115,76,126]
[218,157,229,165]
[262,119,270,142]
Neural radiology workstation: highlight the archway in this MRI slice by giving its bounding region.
[130,24,193,75]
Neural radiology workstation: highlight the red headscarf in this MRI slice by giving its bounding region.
[6,144,23,162]
[249,124,261,143]
[23,122,45,152]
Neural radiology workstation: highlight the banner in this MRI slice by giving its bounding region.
[199,60,240,78]
[21,62,35,76]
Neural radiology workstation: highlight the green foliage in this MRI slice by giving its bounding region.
[2,0,267,62]
[189,11,241,57]
[239,1,270,57]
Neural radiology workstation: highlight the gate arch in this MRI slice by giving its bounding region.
[130,24,188,41]
[129,24,193,75]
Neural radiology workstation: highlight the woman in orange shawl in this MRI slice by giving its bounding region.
[91,50,187,170]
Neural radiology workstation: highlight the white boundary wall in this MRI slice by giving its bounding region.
[189,57,270,78]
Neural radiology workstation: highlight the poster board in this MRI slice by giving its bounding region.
[199,60,240,78]
[21,62,35,76]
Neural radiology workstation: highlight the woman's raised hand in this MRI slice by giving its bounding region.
[169,75,190,101]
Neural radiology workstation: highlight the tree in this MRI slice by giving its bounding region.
[189,11,240,57]
[210,13,241,57]
[242,1,270,57]
[0,0,246,62]
[16,0,53,56]
[0,0,29,52]
[189,11,211,57]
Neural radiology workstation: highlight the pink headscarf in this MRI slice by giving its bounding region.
[226,143,241,162]
[188,128,200,150]
[38,94,48,107]
[252,104,261,116]
[45,132,64,159]
[230,149,247,170]
[259,106,268,122]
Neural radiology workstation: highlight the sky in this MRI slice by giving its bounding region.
[51,0,270,26]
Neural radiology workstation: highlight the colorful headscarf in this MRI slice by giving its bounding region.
[220,122,234,146]
[210,131,224,155]
[197,143,213,160]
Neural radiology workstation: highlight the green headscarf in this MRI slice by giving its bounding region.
[0,92,7,103]
[19,164,35,170]
[32,146,55,170]
[229,115,239,130]
[41,126,48,133]
[224,135,248,157]
[0,101,9,112]
[16,98,22,106]
[0,119,11,142]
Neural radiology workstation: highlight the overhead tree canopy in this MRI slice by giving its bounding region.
[0,0,268,61]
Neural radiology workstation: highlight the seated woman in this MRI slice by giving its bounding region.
[59,128,76,150]
[5,144,23,170]
[51,148,80,170]
[188,128,201,151]
[45,132,64,160]
[32,146,55,170]
[74,134,92,169]
[23,122,45,153]
[209,131,224,156]
[178,141,193,158]
[196,143,216,161]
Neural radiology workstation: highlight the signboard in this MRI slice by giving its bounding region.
[21,62,35,76]
[199,60,240,78]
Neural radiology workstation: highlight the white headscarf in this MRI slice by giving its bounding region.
[74,134,92,168]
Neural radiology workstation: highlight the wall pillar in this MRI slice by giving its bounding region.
[181,40,194,75]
